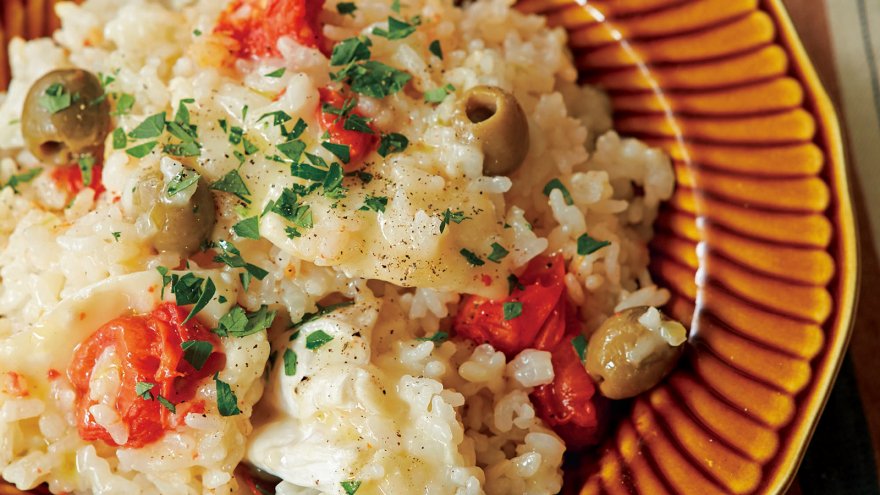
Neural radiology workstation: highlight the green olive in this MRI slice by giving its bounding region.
[460,85,530,176]
[133,169,216,256]
[585,306,686,400]
[22,68,110,165]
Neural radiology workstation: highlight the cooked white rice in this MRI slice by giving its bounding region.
[0,0,674,494]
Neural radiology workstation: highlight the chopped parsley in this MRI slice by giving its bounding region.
[577,233,611,256]
[306,330,334,350]
[330,36,373,66]
[1,167,42,193]
[359,195,387,213]
[278,139,307,164]
[322,141,351,164]
[571,334,588,364]
[271,188,314,236]
[211,169,251,204]
[166,170,200,197]
[391,0,401,12]
[290,301,354,330]
[343,113,373,134]
[111,231,121,242]
[507,274,525,294]
[233,216,260,240]
[416,332,448,343]
[330,44,412,99]
[487,242,509,263]
[128,112,166,139]
[258,110,292,127]
[424,84,454,103]
[112,93,135,116]
[135,381,155,400]
[377,132,408,157]
[38,83,72,114]
[429,40,443,59]
[283,348,297,376]
[214,240,269,290]
[438,209,469,233]
[542,178,574,206]
[112,128,127,149]
[214,305,276,338]
[214,374,241,416]
[503,301,523,320]
[157,395,176,413]
[76,154,96,187]
[372,16,417,40]
[157,271,216,323]
[193,29,202,36]
[460,248,484,266]
[341,481,362,495]
[125,140,157,158]
[181,340,213,370]
[337,2,357,15]
[264,67,286,78]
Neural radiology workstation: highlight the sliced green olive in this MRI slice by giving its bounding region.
[460,85,530,176]
[22,68,110,165]
[133,169,216,256]
[585,306,686,400]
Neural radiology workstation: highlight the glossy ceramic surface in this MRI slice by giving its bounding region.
[0,1,859,494]
[514,0,857,493]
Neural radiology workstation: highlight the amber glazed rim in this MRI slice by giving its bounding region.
[759,0,859,492]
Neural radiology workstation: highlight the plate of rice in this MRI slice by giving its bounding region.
[0,1,858,494]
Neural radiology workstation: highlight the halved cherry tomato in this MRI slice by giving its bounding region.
[454,254,607,448]
[51,163,105,197]
[68,303,224,448]
[215,0,327,59]
[317,87,379,171]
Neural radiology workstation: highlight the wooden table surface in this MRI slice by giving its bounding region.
[783,0,880,491]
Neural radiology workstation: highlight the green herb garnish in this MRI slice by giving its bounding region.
[571,334,588,364]
[429,40,443,59]
[373,16,417,40]
[359,195,387,213]
[416,332,448,343]
[265,67,286,78]
[233,216,260,239]
[503,301,522,320]
[378,132,408,157]
[214,374,241,416]
[306,330,334,350]
[542,178,574,206]
[439,209,469,233]
[39,83,72,114]
[337,2,357,15]
[460,249,484,266]
[424,84,454,103]
[283,349,297,376]
[487,242,509,263]
[577,233,610,256]
[211,169,251,204]
[166,171,200,197]
[181,340,213,370]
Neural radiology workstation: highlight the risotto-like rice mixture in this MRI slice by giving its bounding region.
[0,0,676,494]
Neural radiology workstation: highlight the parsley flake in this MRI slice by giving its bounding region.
[330,36,373,66]
[1,167,42,193]
[343,113,374,134]
[507,273,525,294]
[112,93,135,116]
[111,231,121,242]
[112,128,127,149]
[337,2,357,15]
[126,140,157,158]
[166,171,200,197]
[76,154,95,187]
[424,84,454,103]
[378,133,408,157]
[306,330,334,350]
[503,301,523,320]
[38,83,72,114]
[157,395,176,413]
[438,209,469,233]
[341,481,362,495]
[211,169,251,204]
[214,240,269,290]
[429,40,443,59]
[577,233,611,256]
[135,381,154,400]
[322,141,351,163]
[233,216,260,240]
[487,242,509,263]
[373,16,417,40]
[542,178,574,206]
[291,301,354,330]
[359,195,387,213]
[571,334,588,364]
[416,332,448,343]
[128,112,166,139]
[214,305,276,338]
[265,67,286,78]
[460,249,484,266]
[283,348,297,376]
[214,374,241,416]
[181,340,213,370]
[332,60,412,99]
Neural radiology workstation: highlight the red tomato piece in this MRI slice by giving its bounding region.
[317,87,379,172]
[68,303,225,448]
[51,163,105,197]
[215,0,327,59]
[454,254,608,448]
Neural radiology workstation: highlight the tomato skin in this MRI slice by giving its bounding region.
[454,254,607,448]
[215,0,327,59]
[316,88,379,172]
[68,303,224,448]
[51,163,105,197]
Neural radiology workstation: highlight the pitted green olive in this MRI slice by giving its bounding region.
[461,85,530,176]
[585,306,686,400]
[22,68,110,165]
[134,169,216,256]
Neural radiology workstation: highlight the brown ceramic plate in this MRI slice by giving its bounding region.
[513,0,858,493]
[0,0,859,494]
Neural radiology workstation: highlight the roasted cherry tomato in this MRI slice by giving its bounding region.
[68,303,225,448]
[317,87,379,172]
[454,254,607,448]
[215,0,327,59]
[51,162,105,197]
